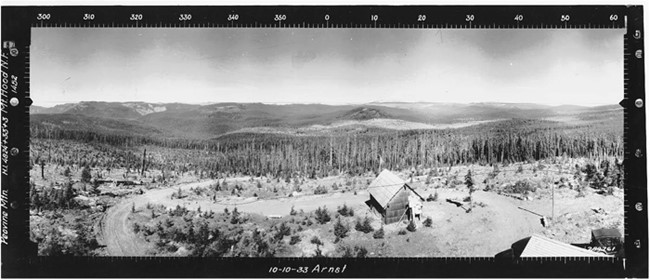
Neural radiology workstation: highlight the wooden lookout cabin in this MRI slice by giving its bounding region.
[366,169,424,224]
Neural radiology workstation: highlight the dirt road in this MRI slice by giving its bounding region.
[103,179,368,256]
[103,180,219,256]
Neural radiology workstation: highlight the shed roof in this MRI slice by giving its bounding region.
[520,234,611,257]
[368,169,406,207]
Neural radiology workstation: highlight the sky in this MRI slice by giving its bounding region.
[31,28,624,107]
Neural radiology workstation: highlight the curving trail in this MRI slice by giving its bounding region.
[103,178,365,256]
[103,180,218,256]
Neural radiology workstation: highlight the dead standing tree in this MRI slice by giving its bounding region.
[141,149,147,176]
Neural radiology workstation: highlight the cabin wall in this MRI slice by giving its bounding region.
[367,195,385,215]
[384,187,411,224]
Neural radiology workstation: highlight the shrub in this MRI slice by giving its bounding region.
[355,216,374,233]
[337,204,354,217]
[314,185,328,195]
[373,226,385,239]
[339,244,368,258]
[505,180,536,195]
[398,229,407,235]
[315,206,331,224]
[310,236,323,246]
[81,166,92,183]
[230,207,240,224]
[132,223,141,233]
[354,245,368,257]
[333,218,349,242]
[423,217,433,227]
[274,222,291,241]
[406,220,417,232]
[290,206,297,216]
[289,235,301,245]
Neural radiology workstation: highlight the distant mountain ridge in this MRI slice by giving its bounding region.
[30,101,622,139]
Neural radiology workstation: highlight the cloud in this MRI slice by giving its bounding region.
[31,28,623,106]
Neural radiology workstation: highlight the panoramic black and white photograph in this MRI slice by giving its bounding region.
[28,28,624,258]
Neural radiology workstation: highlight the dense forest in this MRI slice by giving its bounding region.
[30,118,623,179]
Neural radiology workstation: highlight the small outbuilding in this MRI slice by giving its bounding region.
[366,169,424,224]
[495,234,611,258]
